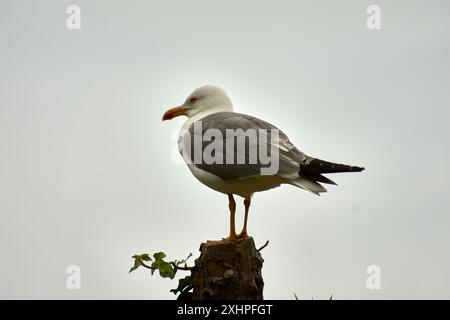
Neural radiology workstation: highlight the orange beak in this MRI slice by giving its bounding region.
[162,106,188,121]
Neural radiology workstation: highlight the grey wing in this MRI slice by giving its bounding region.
[181,112,307,180]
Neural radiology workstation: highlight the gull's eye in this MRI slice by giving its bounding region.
[190,97,198,103]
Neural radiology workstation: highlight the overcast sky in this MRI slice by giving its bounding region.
[1,0,449,299]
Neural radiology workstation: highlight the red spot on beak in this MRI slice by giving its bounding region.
[162,106,187,121]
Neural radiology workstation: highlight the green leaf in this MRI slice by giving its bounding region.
[129,256,142,273]
[153,252,166,262]
[170,275,192,295]
[129,253,153,273]
[158,261,176,279]
[141,253,152,262]
[150,260,159,276]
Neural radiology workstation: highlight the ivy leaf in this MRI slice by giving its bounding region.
[129,253,153,273]
[141,253,152,262]
[151,252,169,276]
[129,255,142,273]
[150,260,159,276]
[153,252,166,262]
[159,261,176,279]
[170,275,192,295]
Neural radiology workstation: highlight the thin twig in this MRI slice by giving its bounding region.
[171,262,193,271]
[257,240,269,252]
[140,262,156,270]
[140,261,193,271]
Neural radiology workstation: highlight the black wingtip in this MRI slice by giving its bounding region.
[302,158,365,174]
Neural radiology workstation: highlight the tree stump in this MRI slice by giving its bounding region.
[191,237,264,300]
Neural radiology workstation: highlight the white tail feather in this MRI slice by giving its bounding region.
[289,177,327,195]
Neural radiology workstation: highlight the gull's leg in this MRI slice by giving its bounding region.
[224,194,237,241]
[237,198,251,239]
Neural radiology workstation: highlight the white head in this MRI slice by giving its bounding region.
[162,85,234,121]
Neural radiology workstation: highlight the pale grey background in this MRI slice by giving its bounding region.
[1,0,449,299]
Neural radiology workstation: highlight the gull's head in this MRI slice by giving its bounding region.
[162,85,234,121]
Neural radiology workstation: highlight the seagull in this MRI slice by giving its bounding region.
[162,85,364,241]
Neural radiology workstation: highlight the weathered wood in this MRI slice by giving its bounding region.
[191,237,264,300]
